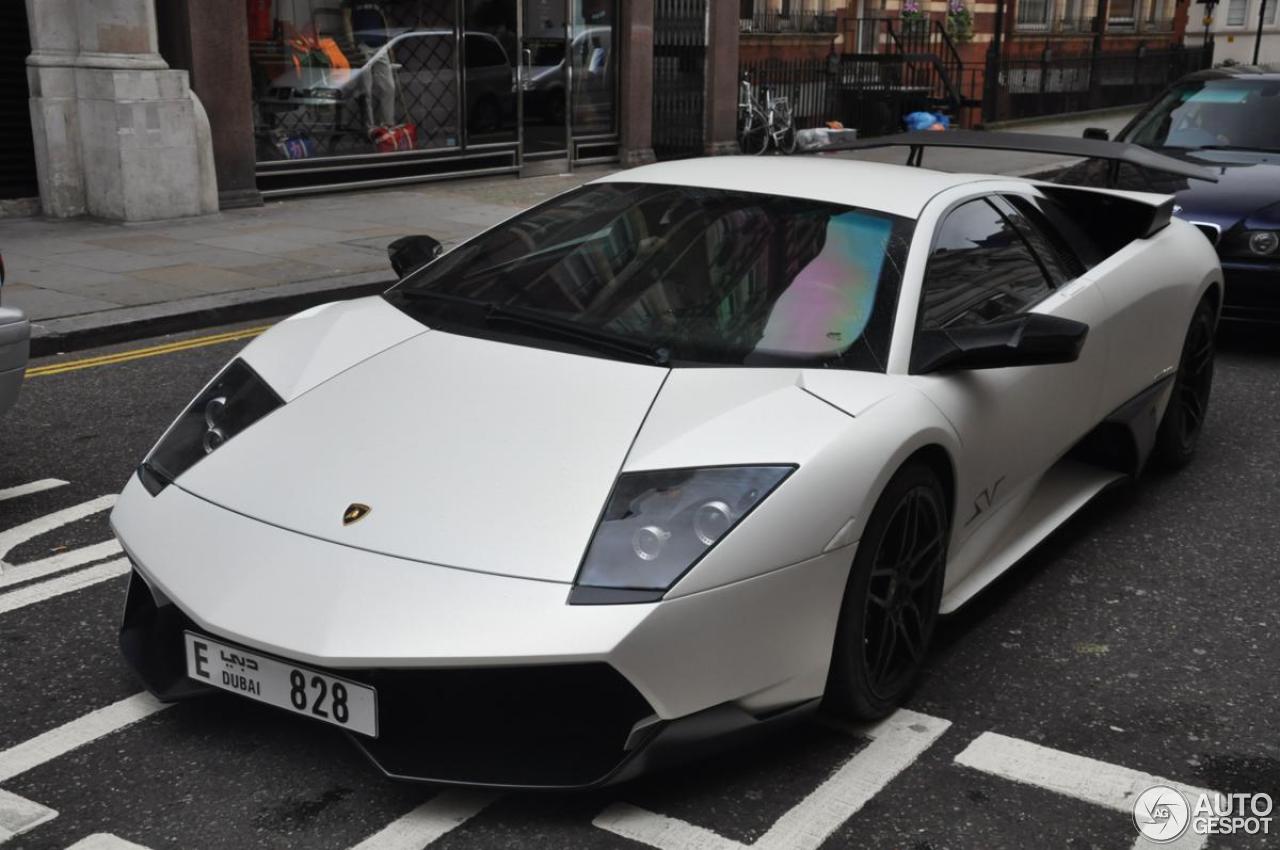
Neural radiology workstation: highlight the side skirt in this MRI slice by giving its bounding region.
[939,459,1124,614]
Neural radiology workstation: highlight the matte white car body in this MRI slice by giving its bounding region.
[111,156,1222,787]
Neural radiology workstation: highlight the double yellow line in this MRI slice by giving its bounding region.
[26,325,270,379]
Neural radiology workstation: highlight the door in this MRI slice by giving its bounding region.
[519,0,572,175]
[909,194,1109,545]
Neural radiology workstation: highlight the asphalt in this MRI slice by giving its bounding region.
[0,314,1276,849]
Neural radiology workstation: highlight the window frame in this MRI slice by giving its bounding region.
[1226,0,1249,26]
[1015,0,1053,31]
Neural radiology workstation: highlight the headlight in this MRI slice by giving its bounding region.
[570,465,795,604]
[1249,230,1279,256]
[138,359,282,495]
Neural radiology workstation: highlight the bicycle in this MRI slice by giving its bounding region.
[738,72,770,155]
[738,72,798,155]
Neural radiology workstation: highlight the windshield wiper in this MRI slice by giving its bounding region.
[482,304,671,366]
[391,288,671,366]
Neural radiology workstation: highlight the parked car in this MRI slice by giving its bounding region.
[113,150,1221,788]
[1061,66,1280,322]
[0,252,30,417]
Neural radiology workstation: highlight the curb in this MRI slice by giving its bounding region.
[27,270,395,358]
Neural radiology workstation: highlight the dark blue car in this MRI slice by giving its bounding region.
[1060,66,1280,322]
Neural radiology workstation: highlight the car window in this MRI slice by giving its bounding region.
[465,34,507,69]
[994,195,1080,285]
[385,183,914,371]
[1011,193,1102,270]
[1124,79,1280,153]
[920,198,1054,330]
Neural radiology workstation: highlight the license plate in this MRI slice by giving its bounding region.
[184,632,378,737]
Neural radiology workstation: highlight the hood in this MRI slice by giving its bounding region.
[1170,158,1280,232]
[177,329,668,584]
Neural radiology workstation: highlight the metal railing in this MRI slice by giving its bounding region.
[738,53,982,142]
[1014,14,1177,33]
[740,11,839,33]
[992,43,1212,121]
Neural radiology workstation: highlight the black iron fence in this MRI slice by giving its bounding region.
[1012,15,1177,35]
[993,44,1212,122]
[740,11,838,33]
[740,53,979,140]
[652,0,709,159]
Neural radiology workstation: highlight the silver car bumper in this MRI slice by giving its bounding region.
[0,305,31,416]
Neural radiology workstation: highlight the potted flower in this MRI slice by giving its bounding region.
[946,0,974,42]
[900,0,927,34]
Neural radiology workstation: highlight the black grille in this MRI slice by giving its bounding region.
[120,569,654,788]
[652,0,708,159]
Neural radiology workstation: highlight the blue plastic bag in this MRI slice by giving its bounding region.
[904,111,951,131]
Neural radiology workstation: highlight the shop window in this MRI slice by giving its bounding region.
[249,0,461,163]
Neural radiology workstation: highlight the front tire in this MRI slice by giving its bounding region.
[825,462,948,721]
[1152,295,1216,470]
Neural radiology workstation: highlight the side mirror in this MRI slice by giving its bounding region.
[387,235,444,278]
[912,313,1089,374]
[1082,127,1110,141]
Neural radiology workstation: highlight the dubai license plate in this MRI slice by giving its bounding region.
[184,631,378,737]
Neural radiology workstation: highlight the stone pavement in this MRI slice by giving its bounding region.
[0,167,614,326]
[0,106,1138,350]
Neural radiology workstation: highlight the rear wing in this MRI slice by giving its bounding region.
[1039,185,1176,249]
[818,130,1219,184]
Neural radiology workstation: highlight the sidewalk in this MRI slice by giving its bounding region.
[1,107,1138,356]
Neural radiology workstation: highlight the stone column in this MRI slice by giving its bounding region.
[619,0,656,166]
[25,0,218,221]
[26,0,87,217]
[704,0,741,156]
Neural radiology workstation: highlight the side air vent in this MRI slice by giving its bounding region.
[1191,222,1221,245]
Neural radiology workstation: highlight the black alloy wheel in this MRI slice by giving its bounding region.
[826,462,948,720]
[1153,296,1216,470]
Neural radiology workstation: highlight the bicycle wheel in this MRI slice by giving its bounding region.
[739,104,770,155]
[777,115,798,154]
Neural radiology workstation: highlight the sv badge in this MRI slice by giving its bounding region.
[965,476,1005,527]
[343,503,372,526]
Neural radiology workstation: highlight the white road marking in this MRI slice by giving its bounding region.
[0,693,171,785]
[0,480,68,504]
[0,540,124,591]
[348,791,500,850]
[954,732,1218,850]
[0,495,117,571]
[64,835,153,850]
[0,789,57,844]
[595,709,952,850]
[0,558,131,617]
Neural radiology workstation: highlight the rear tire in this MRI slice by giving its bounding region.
[1152,296,1216,470]
[825,462,948,721]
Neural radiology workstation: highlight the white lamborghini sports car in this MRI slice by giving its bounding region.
[111,136,1223,789]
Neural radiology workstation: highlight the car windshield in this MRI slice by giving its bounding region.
[1125,78,1280,153]
[384,183,912,370]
